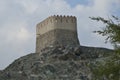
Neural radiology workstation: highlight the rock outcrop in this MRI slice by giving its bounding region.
[0,45,113,80]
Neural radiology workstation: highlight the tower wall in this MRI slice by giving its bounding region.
[36,15,80,53]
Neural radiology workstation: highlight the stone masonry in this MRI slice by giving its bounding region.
[36,15,80,53]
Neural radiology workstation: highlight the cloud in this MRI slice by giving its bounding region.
[71,0,119,47]
[0,0,119,69]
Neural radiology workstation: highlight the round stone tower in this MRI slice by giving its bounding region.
[36,15,80,53]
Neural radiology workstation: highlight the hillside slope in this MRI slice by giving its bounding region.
[0,46,113,80]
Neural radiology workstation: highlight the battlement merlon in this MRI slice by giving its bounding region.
[36,15,77,36]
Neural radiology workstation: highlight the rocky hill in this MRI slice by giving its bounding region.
[0,45,113,80]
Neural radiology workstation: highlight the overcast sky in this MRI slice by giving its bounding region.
[0,0,120,69]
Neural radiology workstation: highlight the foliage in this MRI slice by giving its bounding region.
[90,55,120,80]
[90,16,120,45]
[90,16,120,80]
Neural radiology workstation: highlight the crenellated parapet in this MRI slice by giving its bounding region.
[36,15,80,53]
[37,15,76,27]
[36,15,77,36]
